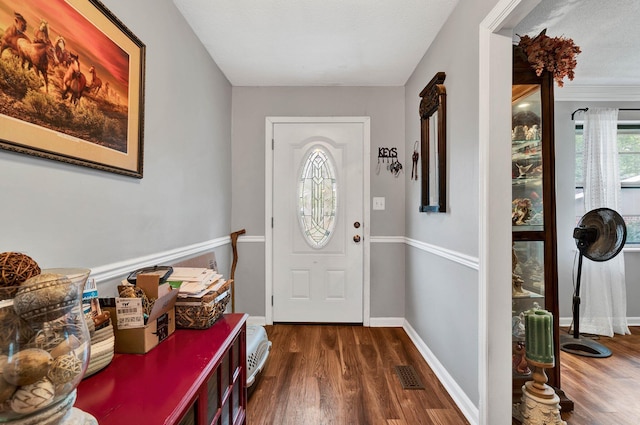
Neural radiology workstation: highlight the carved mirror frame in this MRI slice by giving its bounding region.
[418,72,447,213]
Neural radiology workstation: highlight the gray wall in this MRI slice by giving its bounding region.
[230,87,406,317]
[554,100,640,320]
[0,0,233,296]
[403,0,499,408]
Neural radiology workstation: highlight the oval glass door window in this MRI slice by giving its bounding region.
[298,145,338,248]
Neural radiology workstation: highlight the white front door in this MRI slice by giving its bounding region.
[270,118,368,323]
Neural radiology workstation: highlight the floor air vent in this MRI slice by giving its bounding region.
[394,365,425,390]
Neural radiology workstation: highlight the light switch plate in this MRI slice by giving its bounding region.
[372,197,385,210]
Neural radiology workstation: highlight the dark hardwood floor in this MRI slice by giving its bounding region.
[247,325,640,424]
[555,326,640,425]
[247,324,470,425]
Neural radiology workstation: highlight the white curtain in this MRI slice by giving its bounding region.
[580,107,630,337]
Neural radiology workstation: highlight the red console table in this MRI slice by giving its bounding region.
[75,313,248,425]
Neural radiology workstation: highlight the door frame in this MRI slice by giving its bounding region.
[265,116,371,325]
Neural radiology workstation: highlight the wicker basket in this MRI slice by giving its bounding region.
[175,280,231,329]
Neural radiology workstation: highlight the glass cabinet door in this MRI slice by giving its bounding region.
[511,46,569,413]
[512,85,544,232]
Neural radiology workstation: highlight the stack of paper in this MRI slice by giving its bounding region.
[169,267,225,298]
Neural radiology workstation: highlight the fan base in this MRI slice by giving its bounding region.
[560,334,612,358]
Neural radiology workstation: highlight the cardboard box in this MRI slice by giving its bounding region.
[101,287,179,354]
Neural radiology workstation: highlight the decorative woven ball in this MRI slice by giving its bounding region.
[0,253,40,290]
[47,353,81,386]
[9,377,55,414]
[118,285,153,317]
[49,335,81,359]
[0,306,35,351]
[13,274,78,323]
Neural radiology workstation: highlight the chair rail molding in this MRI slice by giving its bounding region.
[89,236,231,283]
[405,237,479,270]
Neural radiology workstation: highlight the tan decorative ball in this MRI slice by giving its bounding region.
[13,274,78,323]
[0,356,16,405]
[2,348,53,387]
[0,253,40,288]
[9,377,55,414]
[47,353,81,385]
[0,375,16,405]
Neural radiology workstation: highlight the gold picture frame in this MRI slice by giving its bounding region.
[0,0,145,178]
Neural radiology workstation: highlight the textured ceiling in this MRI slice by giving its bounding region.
[514,0,640,86]
[174,0,640,88]
[173,0,458,86]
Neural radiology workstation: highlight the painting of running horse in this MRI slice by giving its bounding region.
[0,0,146,178]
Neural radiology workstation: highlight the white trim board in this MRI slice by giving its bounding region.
[404,320,479,425]
[369,236,406,244]
[247,316,268,327]
[405,238,479,270]
[555,85,640,102]
[90,236,230,283]
[369,317,404,327]
[239,235,476,269]
[236,235,265,243]
[479,1,542,424]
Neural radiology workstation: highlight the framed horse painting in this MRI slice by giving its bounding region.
[0,0,145,178]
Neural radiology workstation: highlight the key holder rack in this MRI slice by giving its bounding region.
[377,147,403,177]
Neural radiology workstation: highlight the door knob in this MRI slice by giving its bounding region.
[354,221,361,228]
[353,235,361,243]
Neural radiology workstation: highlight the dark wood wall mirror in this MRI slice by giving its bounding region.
[418,72,447,213]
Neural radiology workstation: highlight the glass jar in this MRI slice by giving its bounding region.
[0,268,91,423]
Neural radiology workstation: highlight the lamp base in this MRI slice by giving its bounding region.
[560,334,612,358]
[513,359,566,425]
[515,385,566,425]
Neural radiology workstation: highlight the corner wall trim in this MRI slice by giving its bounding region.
[89,236,231,283]
[405,237,479,270]
[403,320,479,425]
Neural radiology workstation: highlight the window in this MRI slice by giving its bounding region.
[297,146,338,248]
[575,123,640,244]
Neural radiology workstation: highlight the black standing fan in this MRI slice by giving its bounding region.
[560,207,627,358]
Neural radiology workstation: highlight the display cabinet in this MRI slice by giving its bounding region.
[511,46,572,412]
[75,313,247,425]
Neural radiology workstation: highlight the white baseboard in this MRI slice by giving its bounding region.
[403,320,479,425]
[369,317,405,327]
[247,316,267,326]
